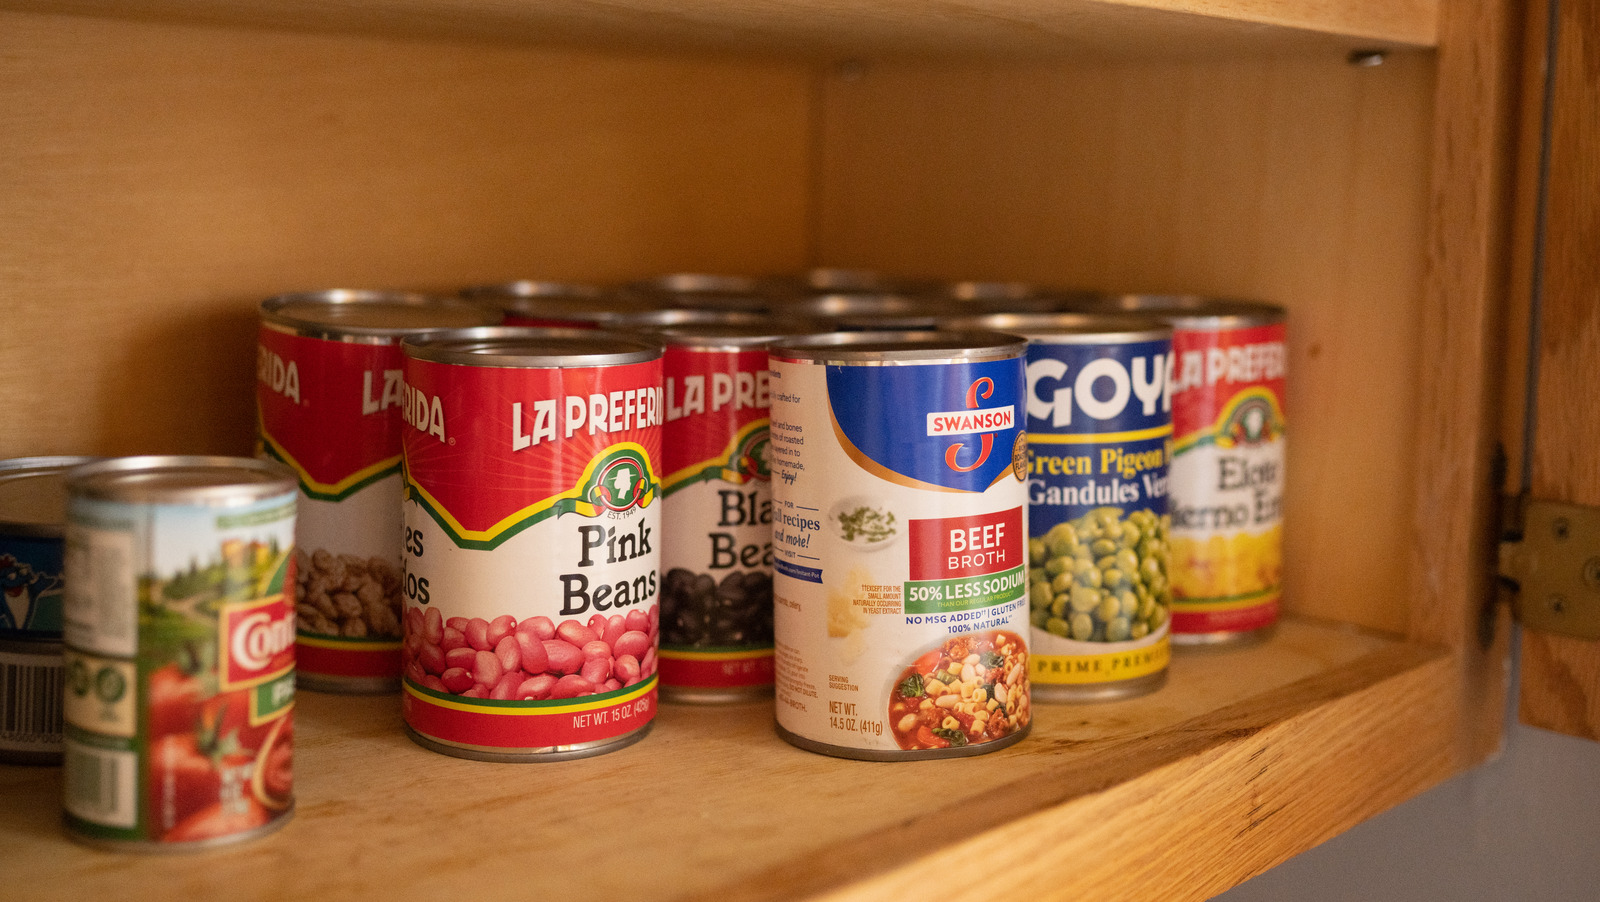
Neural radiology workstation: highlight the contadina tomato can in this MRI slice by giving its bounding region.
[950,313,1174,701]
[770,332,1033,761]
[400,327,664,761]
[649,322,787,703]
[1085,296,1286,645]
[257,290,501,692]
[0,456,98,764]
[61,456,298,850]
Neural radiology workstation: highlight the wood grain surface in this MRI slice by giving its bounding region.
[1519,0,1600,741]
[0,619,1455,902]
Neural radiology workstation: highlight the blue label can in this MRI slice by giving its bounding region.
[950,314,1174,702]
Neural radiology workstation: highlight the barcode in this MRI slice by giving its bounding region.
[0,654,64,750]
[63,740,138,828]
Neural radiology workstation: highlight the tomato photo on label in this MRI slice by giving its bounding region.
[147,662,205,739]
[251,716,293,811]
[147,733,222,836]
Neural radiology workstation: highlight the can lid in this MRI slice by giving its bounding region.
[1076,294,1286,327]
[942,311,1171,343]
[402,326,663,368]
[67,456,297,506]
[0,457,100,535]
[770,330,1028,363]
[459,280,606,302]
[647,321,798,348]
[620,273,769,313]
[260,290,502,340]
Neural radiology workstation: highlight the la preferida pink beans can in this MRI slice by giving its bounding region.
[256,291,501,693]
[399,327,664,761]
[770,332,1033,761]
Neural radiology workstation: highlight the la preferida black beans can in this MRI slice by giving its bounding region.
[948,313,1175,701]
[257,290,501,693]
[399,327,664,761]
[770,331,1033,761]
[61,456,298,850]
[646,322,790,703]
[0,456,98,764]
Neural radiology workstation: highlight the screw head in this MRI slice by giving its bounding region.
[1549,595,1568,615]
[1584,557,1600,590]
[1553,517,1571,540]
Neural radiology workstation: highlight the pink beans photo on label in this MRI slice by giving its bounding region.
[441,627,467,652]
[518,674,556,700]
[473,650,503,687]
[514,632,549,674]
[557,620,599,647]
[615,655,642,686]
[445,647,477,671]
[466,618,491,651]
[543,640,585,675]
[488,615,517,648]
[550,675,595,699]
[424,607,444,644]
[613,631,651,661]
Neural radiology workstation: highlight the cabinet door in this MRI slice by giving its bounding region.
[1518,0,1600,740]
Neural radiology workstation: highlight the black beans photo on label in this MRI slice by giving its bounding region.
[662,567,773,647]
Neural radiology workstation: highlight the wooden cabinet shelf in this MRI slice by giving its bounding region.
[0,0,1524,896]
[2,617,1455,902]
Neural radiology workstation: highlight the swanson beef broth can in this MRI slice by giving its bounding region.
[400,328,664,761]
[61,457,297,850]
[649,323,787,703]
[1087,297,1286,645]
[951,314,1174,701]
[770,332,1033,761]
[0,456,97,764]
[257,290,501,692]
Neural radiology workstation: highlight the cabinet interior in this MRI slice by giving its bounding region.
[2,10,1436,636]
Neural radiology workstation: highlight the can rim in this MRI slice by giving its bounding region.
[0,456,101,535]
[943,312,1172,343]
[770,330,1027,363]
[402,326,663,368]
[66,456,297,506]
[260,290,501,341]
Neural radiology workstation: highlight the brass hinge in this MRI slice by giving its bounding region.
[1499,496,1600,640]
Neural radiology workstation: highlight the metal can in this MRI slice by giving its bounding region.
[1085,296,1287,645]
[257,290,501,692]
[621,273,771,314]
[461,280,645,329]
[950,313,1174,700]
[0,456,97,764]
[770,332,1033,760]
[61,456,298,850]
[648,323,788,703]
[931,280,1097,314]
[399,327,664,761]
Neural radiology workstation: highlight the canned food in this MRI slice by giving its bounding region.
[949,313,1173,701]
[770,332,1033,760]
[462,281,644,328]
[1083,296,1286,645]
[0,456,97,764]
[799,293,958,332]
[621,273,770,314]
[61,456,297,850]
[399,327,664,761]
[647,323,788,703]
[933,281,1096,314]
[257,290,501,692]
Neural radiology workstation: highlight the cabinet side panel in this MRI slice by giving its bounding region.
[815,56,1435,635]
[0,11,813,458]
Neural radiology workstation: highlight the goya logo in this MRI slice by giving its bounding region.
[586,454,651,512]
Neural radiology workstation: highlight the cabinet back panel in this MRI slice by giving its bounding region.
[0,11,813,459]
[815,55,1436,633]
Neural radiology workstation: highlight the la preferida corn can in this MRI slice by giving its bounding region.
[61,456,298,850]
[951,313,1174,701]
[770,332,1033,761]
[650,323,788,703]
[399,328,664,761]
[1090,297,1287,644]
[256,291,501,692]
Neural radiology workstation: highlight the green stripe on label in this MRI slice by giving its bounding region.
[904,567,1027,615]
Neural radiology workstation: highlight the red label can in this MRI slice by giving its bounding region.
[399,327,664,761]
[256,291,500,691]
[651,323,787,702]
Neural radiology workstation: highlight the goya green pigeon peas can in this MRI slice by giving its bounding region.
[399,328,664,761]
[770,332,1033,760]
[257,290,501,693]
[0,456,98,764]
[948,313,1174,701]
[61,456,298,850]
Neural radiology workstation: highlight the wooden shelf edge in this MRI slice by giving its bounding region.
[1,0,1437,58]
[1,618,1469,902]
[711,637,1460,902]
